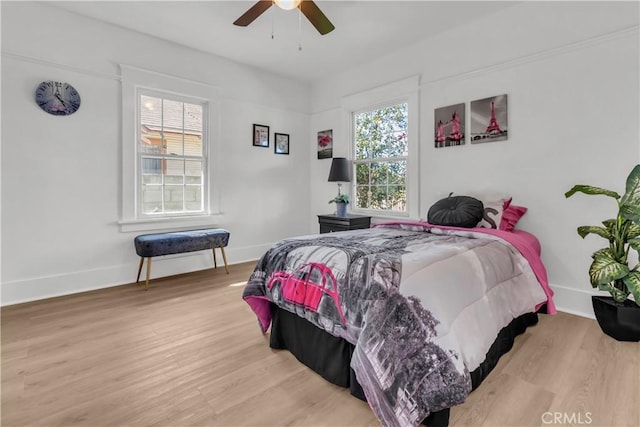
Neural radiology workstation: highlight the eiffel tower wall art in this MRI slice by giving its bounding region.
[470,94,508,143]
[434,102,466,148]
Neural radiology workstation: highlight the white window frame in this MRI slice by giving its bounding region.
[342,76,420,219]
[119,65,221,232]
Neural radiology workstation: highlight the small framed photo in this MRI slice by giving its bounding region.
[274,133,290,155]
[253,124,269,147]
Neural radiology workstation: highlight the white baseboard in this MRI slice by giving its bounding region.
[548,282,599,319]
[0,243,272,307]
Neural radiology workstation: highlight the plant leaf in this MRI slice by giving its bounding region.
[629,238,640,252]
[597,282,614,292]
[626,222,640,239]
[565,185,620,199]
[620,204,640,223]
[577,226,611,240]
[623,272,640,308]
[589,248,630,287]
[620,164,640,223]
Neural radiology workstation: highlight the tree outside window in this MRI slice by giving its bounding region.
[354,103,408,213]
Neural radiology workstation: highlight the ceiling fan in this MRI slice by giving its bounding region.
[233,0,335,35]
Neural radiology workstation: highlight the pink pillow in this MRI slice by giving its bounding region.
[500,204,527,231]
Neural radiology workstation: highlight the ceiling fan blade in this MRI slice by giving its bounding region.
[299,1,335,35]
[233,0,273,27]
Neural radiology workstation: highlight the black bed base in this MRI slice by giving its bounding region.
[270,306,540,427]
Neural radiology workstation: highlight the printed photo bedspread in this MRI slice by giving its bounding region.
[243,222,554,427]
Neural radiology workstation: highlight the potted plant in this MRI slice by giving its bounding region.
[329,194,349,217]
[565,164,640,341]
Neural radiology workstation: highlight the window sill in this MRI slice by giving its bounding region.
[119,213,224,233]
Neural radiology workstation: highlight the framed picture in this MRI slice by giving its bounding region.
[253,124,269,147]
[317,129,333,159]
[434,103,465,148]
[470,94,508,143]
[274,133,290,155]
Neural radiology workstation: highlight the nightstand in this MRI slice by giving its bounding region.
[317,214,372,234]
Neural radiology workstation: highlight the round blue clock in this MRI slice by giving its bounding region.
[35,81,81,116]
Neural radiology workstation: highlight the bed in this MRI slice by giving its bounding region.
[243,219,555,427]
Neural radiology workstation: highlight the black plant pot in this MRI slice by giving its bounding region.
[591,296,640,342]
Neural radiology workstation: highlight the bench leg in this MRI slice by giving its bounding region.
[145,257,152,291]
[136,257,144,283]
[220,246,229,274]
[212,248,218,269]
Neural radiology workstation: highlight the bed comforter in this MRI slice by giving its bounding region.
[243,222,555,427]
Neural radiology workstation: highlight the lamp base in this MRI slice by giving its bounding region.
[336,203,347,217]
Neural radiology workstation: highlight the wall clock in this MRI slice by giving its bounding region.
[35,81,81,116]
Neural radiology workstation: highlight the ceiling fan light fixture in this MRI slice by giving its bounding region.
[234,0,334,36]
[273,0,302,11]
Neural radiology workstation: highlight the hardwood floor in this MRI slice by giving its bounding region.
[2,262,638,427]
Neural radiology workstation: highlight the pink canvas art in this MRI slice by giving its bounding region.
[434,103,465,148]
[470,94,508,143]
[317,129,333,159]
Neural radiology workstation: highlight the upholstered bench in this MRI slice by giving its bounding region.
[134,228,230,290]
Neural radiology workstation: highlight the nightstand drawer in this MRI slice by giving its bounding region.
[317,214,371,234]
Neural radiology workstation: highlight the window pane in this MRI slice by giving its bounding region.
[185,186,203,212]
[356,163,369,186]
[388,160,406,185]
[355,111,373,160]
[369,186,388,210]
[323,273,335,291]
[309,268,322,284]
[165,159,184,184]
[185,160,203,212]
[388,186,406,211]
[141,184,162,214]
[139,96,163,155]
[382,104,408,157]
[141,158,162,179]
[355,104,408,161]
[356,185,369,209]
[164,185,184,213]
[370,163,384,186]
[184,103,203,157]
[185,160,202,185]
[164,131,184,156]
[163,99,184,156]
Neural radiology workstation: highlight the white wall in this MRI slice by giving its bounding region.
[308,1,640,318]
[1,2,311,305]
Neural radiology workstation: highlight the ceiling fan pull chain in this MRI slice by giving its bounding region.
[298,5,302,51]
[271,1,275,39]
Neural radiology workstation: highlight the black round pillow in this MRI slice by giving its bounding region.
[427,196,484,228]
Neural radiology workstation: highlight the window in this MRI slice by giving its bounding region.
[138,92,207,217]
[120,65,220,232]
[353,103,408,213]
[342,75,418,219]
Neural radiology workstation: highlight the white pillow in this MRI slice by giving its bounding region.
[476,197,510,229]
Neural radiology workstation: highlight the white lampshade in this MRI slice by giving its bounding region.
[274,0,302,11]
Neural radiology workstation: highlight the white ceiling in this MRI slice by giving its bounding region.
[50,1,518,82]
